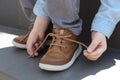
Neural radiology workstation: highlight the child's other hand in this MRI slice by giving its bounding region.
[26,30,45,57]
[83,31,107,61]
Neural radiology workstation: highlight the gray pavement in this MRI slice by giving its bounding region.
[0,25,120,80]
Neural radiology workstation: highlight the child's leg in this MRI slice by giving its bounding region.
[19,0,36,21]
[46,0,82,35]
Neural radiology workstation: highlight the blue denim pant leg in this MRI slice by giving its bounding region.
[33,0,50,19]
[46,0,82,35]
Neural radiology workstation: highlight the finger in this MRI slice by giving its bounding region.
[34,43,40,49]
[84,44,106,61]
[34,41,42,51]
[83,50,96,61]
[83,50,95,60]
[35,40,42,47]
[26,41,35,57]
[27,47,34,57]
[33,43,40,57]
[87,39,101,53]
[33,40,43,56]
[84,51,98,61]
[34,52,39,56]
[83,50,89,56]
[92,44,107,56]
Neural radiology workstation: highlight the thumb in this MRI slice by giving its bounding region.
[87,38,100,53]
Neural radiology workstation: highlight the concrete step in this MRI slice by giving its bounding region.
[0,25,120,80]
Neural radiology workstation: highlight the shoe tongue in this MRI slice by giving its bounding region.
[52,28,77,40]
[53,28,72,35]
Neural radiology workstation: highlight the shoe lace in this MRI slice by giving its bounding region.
[50,34,72,48]
[35,33,88,52]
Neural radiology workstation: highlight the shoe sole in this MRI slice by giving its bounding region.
[12,40,51,49]
[39,45,82,71]
[12,40,26,49]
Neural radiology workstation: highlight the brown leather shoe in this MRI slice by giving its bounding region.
[12,34,29,49]
[39,28,82,71]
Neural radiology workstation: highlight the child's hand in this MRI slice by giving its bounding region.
[26,16,49,57]
[26,29,45,57]
[83,31,107,61]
